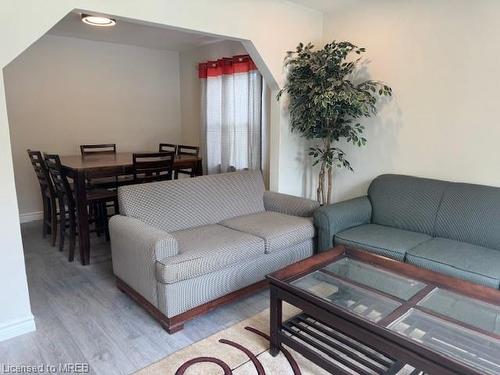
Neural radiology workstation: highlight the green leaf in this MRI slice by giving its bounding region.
[279,40,392,176]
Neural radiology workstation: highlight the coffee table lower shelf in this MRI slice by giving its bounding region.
[279,312,420,375]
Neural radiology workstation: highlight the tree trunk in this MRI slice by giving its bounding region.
[316,138,334,206]
[324,138,332,205]
[321,167,326,205]
[327,165,333,204]
[316,168,321,203]
[317,161,326,205]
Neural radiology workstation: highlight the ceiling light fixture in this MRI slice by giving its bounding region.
[81,14,116,27]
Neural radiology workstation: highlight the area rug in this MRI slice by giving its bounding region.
[136,304,331,375]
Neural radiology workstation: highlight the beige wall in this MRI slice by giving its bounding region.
[4,34,182,218]
[0,0,322,340]
[317,0,500,201]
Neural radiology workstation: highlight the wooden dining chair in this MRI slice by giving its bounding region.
[44,153,78,258]
[175,145,200,179]
[80,143,117,156]
[79,143,126,189]
[44,153,117,262]
[159,143,178,154]
[133,152,175,184]
[27,150,58,246]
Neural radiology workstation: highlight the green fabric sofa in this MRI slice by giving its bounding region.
[314,174,500,288]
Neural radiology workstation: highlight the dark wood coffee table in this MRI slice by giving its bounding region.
[267,245,500,375]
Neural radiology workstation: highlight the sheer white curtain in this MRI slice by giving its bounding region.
[200,56,262,175]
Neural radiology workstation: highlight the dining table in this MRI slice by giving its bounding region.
[60,152,203,265]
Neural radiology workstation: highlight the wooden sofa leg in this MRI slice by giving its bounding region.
[116,277,268,334]
[165,323,184,334]
[116,277,183,333]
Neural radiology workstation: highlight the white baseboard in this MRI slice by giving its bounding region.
[19,211,43,223]
[0,315,36,342]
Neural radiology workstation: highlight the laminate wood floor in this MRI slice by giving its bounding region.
[0,221,270,374]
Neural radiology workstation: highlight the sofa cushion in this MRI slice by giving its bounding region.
[118,170,265,233]
[368,174,448,235]
[219,211,315,254]
[406,238,500,288]
[434,183,500,251]
[334,224,432,261]
[156,224,265,283]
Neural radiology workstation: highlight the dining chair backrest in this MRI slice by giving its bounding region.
[27,149,55,195]
[80,144,117,157]
[159,143,178,154]
[132,152,175,183]
[177,145,200,157]
[43,153,74,208]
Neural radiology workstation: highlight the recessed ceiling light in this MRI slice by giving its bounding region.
[81,14,116,27]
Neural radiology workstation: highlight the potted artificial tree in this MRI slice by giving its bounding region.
[278,41,392,205]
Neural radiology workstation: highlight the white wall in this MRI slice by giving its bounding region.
[0,0,322,341]
[179,40,247,146]
[4,34,182,218]
[316,0,500,201]
[0,74,34,341]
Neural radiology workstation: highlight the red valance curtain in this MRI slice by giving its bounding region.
[199,55,262,175]
[198,55,258,78]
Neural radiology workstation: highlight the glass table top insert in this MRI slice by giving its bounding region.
[418,288,500,335]
[292,270,401,322]
[323,258,427,300]
[389,309,500,375]
[289,256,500,374]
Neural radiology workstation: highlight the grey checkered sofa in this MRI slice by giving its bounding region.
[110,170,318,332]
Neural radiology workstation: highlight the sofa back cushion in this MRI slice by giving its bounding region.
[368,174,448,235]
[119,170,265,232]
[434,183,500,250]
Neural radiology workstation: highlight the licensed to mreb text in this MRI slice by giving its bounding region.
[1,363,89,373]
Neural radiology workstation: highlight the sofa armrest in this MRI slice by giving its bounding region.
[314,196,372,252]
[110,215,178,306]
[264,191,320,217]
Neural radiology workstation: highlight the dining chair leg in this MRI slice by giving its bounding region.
[58,197,66,252]
[68,208,76,262]
[113,199,119,215]
[106,203,111,241]
[93,204,101,237]
[50,197,58,247]
[174,170,179,180]
[101,203,110,242]
[42,195,49,238]
[78,220,86,265]
[99,203,105,237]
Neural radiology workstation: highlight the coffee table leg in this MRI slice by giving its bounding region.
[270,286,282,357]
